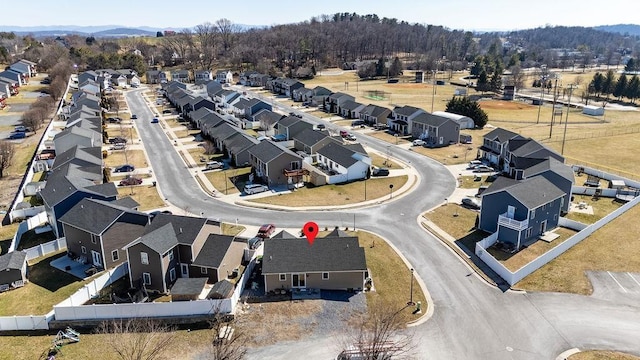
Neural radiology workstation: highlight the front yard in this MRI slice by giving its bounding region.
[104,150,148,169]
[117,186,165,211]
[203,167,253,194]
[250,176,408,207]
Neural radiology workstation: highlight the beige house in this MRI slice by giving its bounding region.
[262,230,368,292]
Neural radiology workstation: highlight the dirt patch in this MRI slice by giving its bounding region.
[479,100,535,111]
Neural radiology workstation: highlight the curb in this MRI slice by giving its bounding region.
[556,348,581,360]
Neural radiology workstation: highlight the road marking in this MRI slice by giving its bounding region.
[628,273,640,288]
[608,271,628,293]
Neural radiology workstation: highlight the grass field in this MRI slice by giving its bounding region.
[569,351,640,360]
[250,176,408,207]
[564,194,624,224]
[369,152,402,168]
[117,186,165,211]
[104,150,148,169]
[204,167,252,194]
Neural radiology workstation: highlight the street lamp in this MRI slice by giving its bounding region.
[407,268,415,306]
[561,84,578,155]
[389,184,394,199]
[431,69,437,113]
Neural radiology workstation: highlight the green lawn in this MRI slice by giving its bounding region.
[250,176,408,207]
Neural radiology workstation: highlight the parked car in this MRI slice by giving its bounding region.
[114,164,135,173]
[316,124,326,130]
[244,183,269,195]
[351,120,365,127]
[149,210,173,217]
[107,117,121,123]
[8,132,26,139]
[247,237,263,250]
[461,197,481,210]
[162,109,172,114]
[14,126,28,133]
[372,167,390,177]
[205,161,224,170]
[119,176,142,186]
[257,224,276,238]
[109,137,127,144]
[472,165,495,173]
[110,143,126,150]
[412,139,425,146]
[131,114,138,119]
[151,118,159,123]
[340,130,349,137]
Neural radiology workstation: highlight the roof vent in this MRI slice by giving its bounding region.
[80,205,83,209]
[179,227,183,234]
[269,255,272,260]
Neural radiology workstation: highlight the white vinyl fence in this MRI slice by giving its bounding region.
[0,315,49,331]
[24,237,67,261]
[8,211,48,252]
[476,195,640,285]
[55,262,129,308]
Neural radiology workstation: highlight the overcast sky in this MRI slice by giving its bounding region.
[5,0,640,31]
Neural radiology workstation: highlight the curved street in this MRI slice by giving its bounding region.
[125,89,640,359]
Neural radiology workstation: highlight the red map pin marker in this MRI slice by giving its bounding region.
[303,221,319,246]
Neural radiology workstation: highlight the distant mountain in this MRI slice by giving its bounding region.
[594,24,640,37]
[92,28,157,37]
[0,24,266,38]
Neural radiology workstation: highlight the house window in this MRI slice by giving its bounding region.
[542,204,546,210]
[169,268,176,282]
[530,209,536,219]
[560,197,565,208]
[111,250,119,262]
[140,252,149,265]
[525,227,533,238]
[143,272,151,285]
[91,235,97,244]
[554,214,558,221]
[81,246,87,254]
[322,272,329,280]
[279,274,286,281]
[201,267,207,274]
[168,250,174,262]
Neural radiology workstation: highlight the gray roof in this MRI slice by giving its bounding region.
[212,123,242,141]
[192,234,235,268]
[343,143,367,156]
[340,100,364,111]
[249,140,300,164]
[262,236,367,274]
[207,279,234,299]
[411,113,453,127]
[39,172,117,207]
[59,197,146,235]
[293,128,329,147]
[508,138,563,162]
[394,105,424,116]
[144,214,207,246]
[109,196,140,209]
[189,107,214,122]
[482,176,521,197]
[139,223,179,255]
[484,127,522,143]
[328,92,353,101]
[171,277,207,296]
[485,176,565,209]
[52,145,102,170]
[271,230,297,239]
[317,142,358,168]
[276,116,301,128]
[0,251,26,271]
[361,104,391,117]
[524,157,574,183]
[253,109,282,125]
[226,133,260,155]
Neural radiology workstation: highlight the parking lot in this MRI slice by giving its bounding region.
[589,271,640,297]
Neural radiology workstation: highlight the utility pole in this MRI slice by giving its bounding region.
[549,77,560,138]
[561,84,578,155]
[536,66,548,124]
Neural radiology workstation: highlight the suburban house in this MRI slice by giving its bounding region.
[171,70,190,83]
[9,59,37,78]
[478,128,524,169]
[410,112,460,147]
[253,109,283,134]
[324,92,355,113]
[188,107,214,124]
[194,70,213,84]
[78,71,99,85]
[274,116,314,140]
[339,100,366,119]
[183,96,216,116]
[0,81,12,100]
[221,132,260,167]
[262,232,368,292]
[360,104,391,126]
[208,122,243,152]
[249,140,303,186]
[274,78,305,98]
[293,128,338,155]
[214,89,241,109]
[504,137,565,174]
[239,70,258,86]
[231,97,272,121]
[116,69,141,86]
[216,70,234,84]
[432,111,476,129]
[0,70,25,87]
[479,175,566,250]
[125,214,245,294]
[388,105,425,135]
[292,86,310,102]
[0,251,28,291]
[311,141,371,184]
[198,112,230,138]
[60,198,149,270]
[0,77,20,95]
[206,80,223,99]
[248,73,270,87]
[146,70,168,84]
[108,72,127,88]
[78,81,100,96]
[53,126,102,154]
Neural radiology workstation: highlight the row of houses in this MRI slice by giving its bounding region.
[264,77,476,148]
[146,68,234,85]
[0,59,37,108]
[476,128,575,250]
[78,69,141,89]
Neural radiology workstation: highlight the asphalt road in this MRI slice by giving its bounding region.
[126,89,640,359]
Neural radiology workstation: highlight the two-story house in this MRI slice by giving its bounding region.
[216,70,234,84]
[478,128,524,169]
[194,70,213,84]
[388,105,425,135]
[410,113,460,147]
[314,142,371,184]
[324,92,354,113]
[249,140,303,186]
[339,100,366,119]
[171,70,190,83]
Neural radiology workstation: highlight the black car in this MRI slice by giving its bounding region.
[162,109,172,114]
[372,167,390,177]
[114,164,135,173]
[109,137,127,144]
[131,114,138,119]
[107,117,121,123]
[316,124,326,130]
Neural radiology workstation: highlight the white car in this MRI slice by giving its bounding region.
[244,184,269,195]
[412,139,425,146]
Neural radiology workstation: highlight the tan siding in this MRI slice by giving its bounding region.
[306,271,365,290]
[265,273,289,292]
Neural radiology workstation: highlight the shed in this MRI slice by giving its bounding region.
[582,105,605,116]
[432,111,475,129]
[609,179,625,190]
[0,251,28,290]
[170,277,208,301]
[207,279,235,299]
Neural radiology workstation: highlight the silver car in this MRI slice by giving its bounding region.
[244,184,269,195]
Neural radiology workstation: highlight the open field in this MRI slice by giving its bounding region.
[104,149,148,169]
[250,176,408,207]
[569,351,640,360]
[516,202,640,294]
[117,186,165,211]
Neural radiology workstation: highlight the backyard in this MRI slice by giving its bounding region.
[250,175,408,207]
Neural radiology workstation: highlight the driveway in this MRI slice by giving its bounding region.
[125,89,640,360]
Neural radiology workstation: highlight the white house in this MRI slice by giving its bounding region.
[314,142,371,184]
[216,70,234,84]
[432,111,476,129]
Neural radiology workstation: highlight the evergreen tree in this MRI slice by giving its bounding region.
[626,75,640,104]
[156,31,164,37]
[590,72,604,96]
[388,57,403,77]
[470,57,483,76]
[445,96,488,128]
[624,58,636,72]
[476,70,490,93]
[602,70,616,100]
[489,65,503,93]
[375,57,386,77]
[613,73,628,100]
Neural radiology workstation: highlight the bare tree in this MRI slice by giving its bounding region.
[216,19,239,55]
[339,303,415,360]
[194,22,219,70]
[95,318,176,360]
[194,314,247,360]
[49,77,67,101]
[161,29,194,66]
[0,140,16,178]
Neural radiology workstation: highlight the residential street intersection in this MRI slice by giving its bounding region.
[125,89,640,360]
